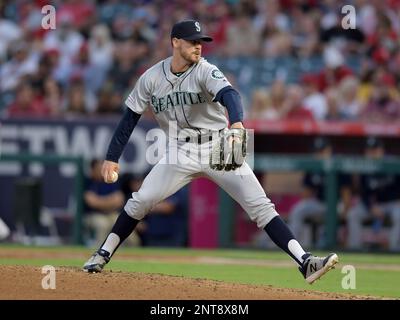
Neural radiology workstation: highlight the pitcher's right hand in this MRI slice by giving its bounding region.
[102,160,119,183]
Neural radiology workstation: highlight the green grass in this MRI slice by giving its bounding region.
[1,244,399,299]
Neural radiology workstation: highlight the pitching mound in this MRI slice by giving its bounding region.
[0,265,372,300]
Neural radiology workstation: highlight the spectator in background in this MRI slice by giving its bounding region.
[0,41,38,95]
[200,2,229,56]
[43,13,84,86]
[257,0,292,58]
[268,79,287,119]
[367,8,398,68]
[64,80,88,115]
[290,9,319,58]
[253,0,290,34]
[324,87,354,121]
[283,85,314,121]
[43,48,61,78]
[29,67,64,117]
[96,86,123,115]
[42,77,63,116]
[84,159,125,247]
[357,1,379,38]
[71,37,116,96]
[7,81,51,117]
[337,76,363,119]
[130,7,158,44]
[301,74,327,120]
[356,58,376,104]
[259,19,291,58]
[226,13,260,57]
[108,40,147,93]
[288,137,353,248]
[359,71,400,123]
[88,24,114,86]
[248,89,277,120]
[69,43,100,94]
[30,54,57,93]
[316,46,353,92]
[57,0,96,36]
[63,78,96,115]
[347,137,400,251]
[97,0,133,27]
[0,16,22,62]
[17,1,44,38]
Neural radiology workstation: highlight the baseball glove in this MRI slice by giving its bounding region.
[210,128,247,171]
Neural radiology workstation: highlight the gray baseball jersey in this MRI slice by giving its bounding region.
[125,57,230,137]
[123,56,278,230]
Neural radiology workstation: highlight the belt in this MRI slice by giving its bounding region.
[176,130,224,144]
[178,135,213,144]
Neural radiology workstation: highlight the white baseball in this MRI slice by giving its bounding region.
[110,171,118,183]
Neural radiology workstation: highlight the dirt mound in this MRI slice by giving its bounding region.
[0,265,372,300]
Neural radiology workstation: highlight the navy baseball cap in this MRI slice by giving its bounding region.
[171,20,213,42]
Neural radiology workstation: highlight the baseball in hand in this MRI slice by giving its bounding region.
[109,171,118,183]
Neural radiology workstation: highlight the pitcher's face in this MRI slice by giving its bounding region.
[174,38,202,64]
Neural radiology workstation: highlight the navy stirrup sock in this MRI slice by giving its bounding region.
[110,210,140,242]
[264,216,302,265]
[99,210,140,257]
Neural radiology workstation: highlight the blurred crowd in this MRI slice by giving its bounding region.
[0,0,400,123]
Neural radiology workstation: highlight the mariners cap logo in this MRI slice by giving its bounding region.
[171,20,213,42]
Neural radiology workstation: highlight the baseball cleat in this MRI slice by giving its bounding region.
[299,253,339,284]
[83,249,110,273]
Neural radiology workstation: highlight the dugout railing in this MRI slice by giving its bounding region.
[219,155,400,250]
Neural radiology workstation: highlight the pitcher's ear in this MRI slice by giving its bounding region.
[171,38,179,48]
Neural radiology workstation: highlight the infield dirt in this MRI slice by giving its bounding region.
[0,247,387,300]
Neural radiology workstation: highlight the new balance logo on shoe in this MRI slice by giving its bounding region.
[310,263,317,273]
[299,253,339,284]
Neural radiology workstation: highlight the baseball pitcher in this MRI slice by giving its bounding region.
[83,20,338,284]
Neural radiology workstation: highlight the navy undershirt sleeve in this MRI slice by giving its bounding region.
[105,108,141,162]
[214,86,244,124]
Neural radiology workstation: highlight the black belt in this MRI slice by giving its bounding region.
[177,135,213,144]
[175,129,224,144]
